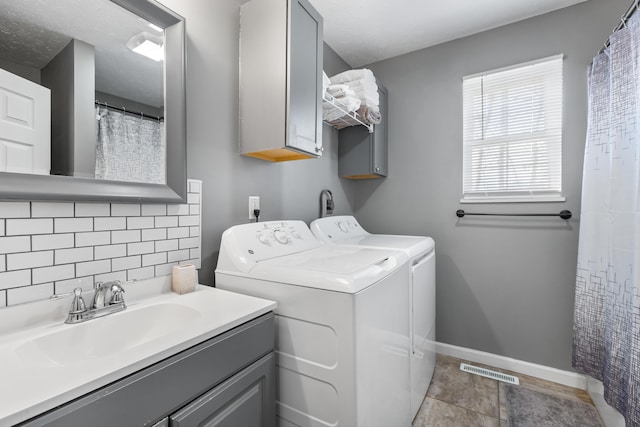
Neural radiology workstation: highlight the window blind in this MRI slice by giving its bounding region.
[462,54,564,203]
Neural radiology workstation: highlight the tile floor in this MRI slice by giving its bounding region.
[413,354,604,427]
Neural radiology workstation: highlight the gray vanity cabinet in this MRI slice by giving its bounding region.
[239,0,323,162]
[338,83,388,179]
[20,313,275,427]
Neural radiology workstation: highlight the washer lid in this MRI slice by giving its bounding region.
[311,215,434,258]
[249,245,409,294]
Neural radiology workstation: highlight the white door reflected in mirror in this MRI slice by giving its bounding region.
[0,68,50,175]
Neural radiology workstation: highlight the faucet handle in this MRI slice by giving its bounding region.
[109,283,126,305]
[69,288,87,314]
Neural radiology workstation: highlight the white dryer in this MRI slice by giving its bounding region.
[215,220,411,427]
[310,215,436,420]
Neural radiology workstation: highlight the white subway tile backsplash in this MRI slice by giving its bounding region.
[167,204,190,216]
[167,227,189,239]
[55,218,93,233]
[0,236,31,254]
[8,251,53,270]
[75,203,110,217]
[94,217,126,231]
[168,249,190,263]
[142,204,167,216]
[187,193,200,204]
[8,282,54,305]
[0,179,201,308]
[155,239,179,252]
[127,217,154,230]
[128,266,155,281]
[142,252,167,266]
[32,264,75,284]
[76,260,111,277]
[112,255,141,272]
[95,270,126,284]
[111,204,141,217]
[128,241,154,256]
[76,231,111,247]
[55,247,93,265]
[0,202,30,218]
[33,234,74,251]
[7,218,53,236]
[95,244,127,260]
[55,276,94,295]
[179,215,199,227]
[155,216,178,228]
[112,230,141,244]
[141,228,167,241]
[155,262,178,276]
[0,269,31,289]
[179,237,200,249]
[32,202,74,218]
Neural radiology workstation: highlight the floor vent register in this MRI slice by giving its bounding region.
[459,363,520,385]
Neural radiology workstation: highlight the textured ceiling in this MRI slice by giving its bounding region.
[0,0,164,108]
[308,0,590,67]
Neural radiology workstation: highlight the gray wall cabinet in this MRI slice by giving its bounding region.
[338,83,388,179]
[20,313,275,427]
[239,0,323,162]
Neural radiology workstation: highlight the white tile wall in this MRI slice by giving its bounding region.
[0,179,202,307]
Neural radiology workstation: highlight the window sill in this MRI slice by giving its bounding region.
[460,195,566,204]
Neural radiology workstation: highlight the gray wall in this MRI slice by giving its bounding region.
[42,39,96,178]
[352,0,629,370]
[158,0,353,286]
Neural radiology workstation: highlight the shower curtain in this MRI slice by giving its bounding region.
[95,106,165,184]
[573,12,640,427]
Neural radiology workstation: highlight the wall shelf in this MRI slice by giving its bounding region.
[322,93,373,133]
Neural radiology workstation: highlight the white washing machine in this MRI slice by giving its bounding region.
[215,220,411,427]
[310,215,436,420]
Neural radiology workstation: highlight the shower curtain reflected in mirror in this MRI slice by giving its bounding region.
[573,12,640,427]
[95,106,165,184]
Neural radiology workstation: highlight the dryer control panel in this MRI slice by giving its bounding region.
[310,215,369,242]
[217,221,323,273]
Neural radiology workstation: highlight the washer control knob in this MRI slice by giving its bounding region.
[258,234,269,245]
[273,230,289,244]
[291,231,301,239]
[338,222,349,233]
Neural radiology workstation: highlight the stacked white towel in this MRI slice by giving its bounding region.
[329,68,381,125]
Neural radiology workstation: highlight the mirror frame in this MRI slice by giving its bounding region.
[0,0,187,203]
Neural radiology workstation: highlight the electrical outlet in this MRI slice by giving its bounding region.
[249,196,260,220]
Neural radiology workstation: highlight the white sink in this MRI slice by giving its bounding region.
[0,277,277,426]
[16,303,201,366]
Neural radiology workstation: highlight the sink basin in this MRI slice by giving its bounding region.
[16,303,200,366]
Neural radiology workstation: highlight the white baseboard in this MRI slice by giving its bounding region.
[435,341,587,390]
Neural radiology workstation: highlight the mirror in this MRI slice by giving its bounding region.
[0,0,186,202]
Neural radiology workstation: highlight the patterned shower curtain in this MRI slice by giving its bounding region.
[95,106,165,184]
[573,12,640,427]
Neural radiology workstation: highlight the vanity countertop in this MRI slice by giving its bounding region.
[0,277,276,426]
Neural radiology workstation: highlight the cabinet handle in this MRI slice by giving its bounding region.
[315,146,324,153]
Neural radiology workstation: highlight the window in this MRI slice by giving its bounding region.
[462,54,564,203]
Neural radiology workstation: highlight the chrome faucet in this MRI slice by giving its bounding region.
[91,281,125,309]
[64,280,128,324]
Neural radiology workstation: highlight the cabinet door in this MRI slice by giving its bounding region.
[371,83,388,176]
[170,353,275,427]
[286,0,323,157]
[338,83,388,179]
